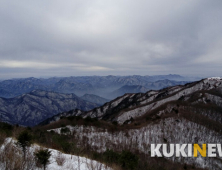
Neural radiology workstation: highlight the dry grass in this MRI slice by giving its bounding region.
[0,137,36,170]
[55,151,66,166]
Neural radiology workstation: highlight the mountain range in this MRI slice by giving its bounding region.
[0,90,99,126]
[1,76,222,169]
[0,74,195,126]
[42,77,222,125]
[0,75,192,99]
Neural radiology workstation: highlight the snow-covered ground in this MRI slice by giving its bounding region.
[0,138,112,170]
[49,117,222,170]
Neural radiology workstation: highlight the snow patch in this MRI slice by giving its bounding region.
[0,138,112,170]
[207,77,222,80]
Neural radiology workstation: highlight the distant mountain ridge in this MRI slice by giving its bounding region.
[0,90,99,126]
[0,75,193,99]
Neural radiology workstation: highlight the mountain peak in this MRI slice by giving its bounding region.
[207,77,222,80]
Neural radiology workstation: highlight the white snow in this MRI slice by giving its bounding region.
[207,77,222,80]
[0,138,112,170]
[45,149,111,170]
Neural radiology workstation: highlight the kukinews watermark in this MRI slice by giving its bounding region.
[151,144,222,157]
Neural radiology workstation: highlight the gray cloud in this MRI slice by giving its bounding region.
[0,0,222,79]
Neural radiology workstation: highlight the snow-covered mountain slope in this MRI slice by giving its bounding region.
[84,78,222,123]
[0,90,99,126]
[0,138,111,170]
[49,116,222,170]
[42,77,222,127]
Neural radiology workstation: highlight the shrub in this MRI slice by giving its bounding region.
[60,127,71,135]
[35,149,51,170]
[112,121,118,125]
[60,116,65,119]
[55,151,66,166]
[103,149,120,164]
[67,116,75,121]
[52,135,71,152]
[75,116,82,121]
[0,122,13,136]
[119,150,138,170]
[85,116,94,122]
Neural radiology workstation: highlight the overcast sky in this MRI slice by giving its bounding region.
[0,0,222,79]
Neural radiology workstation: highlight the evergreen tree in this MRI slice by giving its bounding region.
[17,131,32,159]
[35,149,51,170]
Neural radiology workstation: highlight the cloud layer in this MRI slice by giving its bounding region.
[0,0,222,79]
